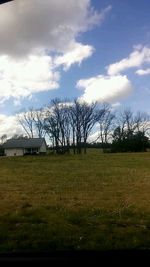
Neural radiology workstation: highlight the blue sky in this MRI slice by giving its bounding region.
[0,0,150,136]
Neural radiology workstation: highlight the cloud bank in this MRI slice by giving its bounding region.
[0,54,60,103]
[0,0,111,104]
[77,45,149,105]
[77,75,133,104]
[0,0,105,57]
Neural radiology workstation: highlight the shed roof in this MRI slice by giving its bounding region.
[3,138,46,149]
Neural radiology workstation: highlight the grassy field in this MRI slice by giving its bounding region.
[0,149,150,252]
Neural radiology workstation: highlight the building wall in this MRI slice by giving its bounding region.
[5,148,24,157]
[39,141,47,153]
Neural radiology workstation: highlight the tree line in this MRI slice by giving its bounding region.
[17,98,106,154]
[1,98,150,154]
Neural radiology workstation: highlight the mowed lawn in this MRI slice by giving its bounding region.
[0,149,150,251]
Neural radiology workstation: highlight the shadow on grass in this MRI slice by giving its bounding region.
[0,206,150,252]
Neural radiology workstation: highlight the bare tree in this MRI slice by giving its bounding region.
[43,99,65,153]
[134,111,150,135]
[81,102,98,154]
[32,108,46,138]
[112,108,134,141]
[114,108,150,138]
[17,108,35,138]
[17,107,47,139]
[70,100,101,154]
[44,99,100,154]
[97,103,115,146]
[70,100,84,154]
[0,134,7,144]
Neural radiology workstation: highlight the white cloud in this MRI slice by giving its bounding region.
[107,46,150,76]
[77,75,133,104]
[0,53,60,103]
[0,0,111,104]
[54,43,94,70]
[136,68,150,75]
[87,131,101,143]
[0,0,109,57]
[0,114,23,138]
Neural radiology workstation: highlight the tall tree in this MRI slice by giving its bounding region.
[97,103,115,146]
[17,108,35,138]
[32,108,46,138]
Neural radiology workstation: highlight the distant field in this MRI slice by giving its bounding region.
[0,149,150,251]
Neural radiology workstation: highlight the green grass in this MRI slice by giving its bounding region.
[1,149,150,251]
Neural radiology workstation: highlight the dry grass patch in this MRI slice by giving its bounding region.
[0,150,150,251]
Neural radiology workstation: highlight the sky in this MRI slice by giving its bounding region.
[0,0,150,137]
